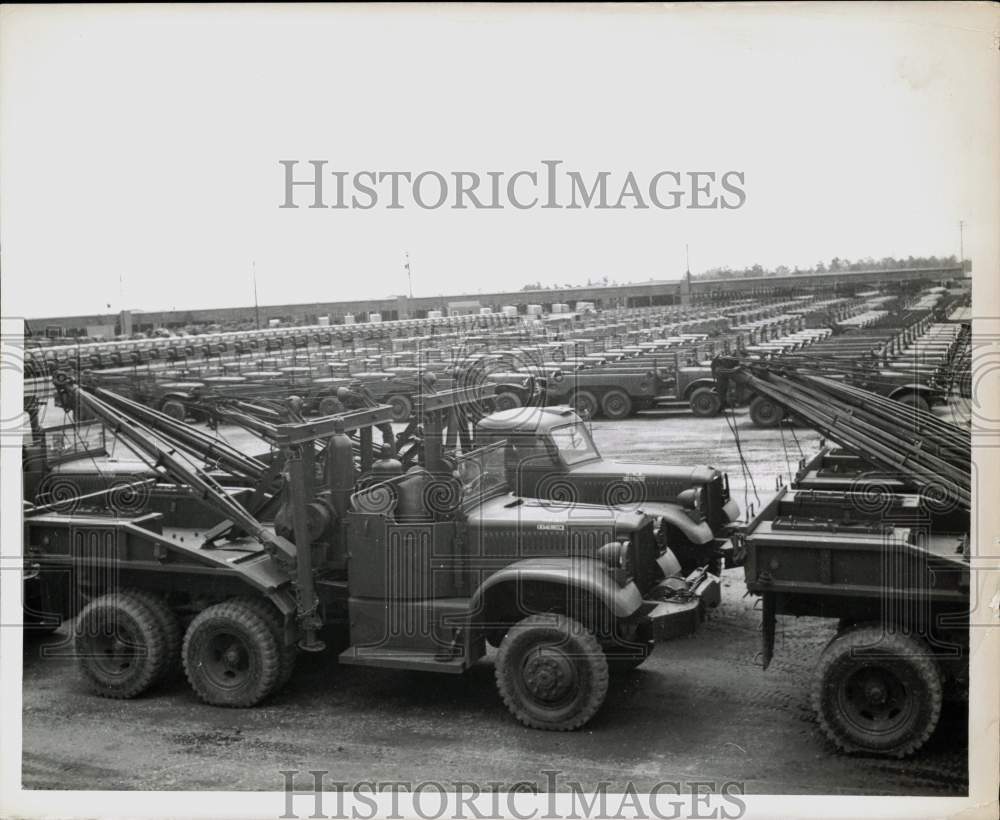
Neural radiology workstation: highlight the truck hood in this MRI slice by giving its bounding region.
[467,492,650,532]
[567,461,719,500]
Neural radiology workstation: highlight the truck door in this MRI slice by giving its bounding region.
[504,435,560,497]
[344,473,463,658]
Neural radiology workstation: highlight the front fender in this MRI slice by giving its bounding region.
[681,379,716,399]
[469,557,643,621]
[635,502,715,545]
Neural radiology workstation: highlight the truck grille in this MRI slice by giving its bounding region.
[630,521,660,594]
[705,473,725,533]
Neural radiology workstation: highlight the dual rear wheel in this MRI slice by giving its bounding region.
[74,592,295,707]
[568,390,635,420]
[76,594,623,731]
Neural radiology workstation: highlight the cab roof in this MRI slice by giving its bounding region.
[477,405,579,434]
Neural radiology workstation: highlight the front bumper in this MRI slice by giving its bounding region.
[641,567,720,642]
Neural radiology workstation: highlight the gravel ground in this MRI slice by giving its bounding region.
[20,404,969,795]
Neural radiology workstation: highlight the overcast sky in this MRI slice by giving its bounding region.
[1,3,997,319]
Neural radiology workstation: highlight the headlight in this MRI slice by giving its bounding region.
[597,541,628,569]
[677,487,699,510]
[597,539,630,571]
[678,487,703,510]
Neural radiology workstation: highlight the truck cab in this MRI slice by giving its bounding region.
[473,406,740,573]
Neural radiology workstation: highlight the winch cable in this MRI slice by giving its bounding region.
[787,420,804,460]
[722,401,758,515]
[777,419,793,486]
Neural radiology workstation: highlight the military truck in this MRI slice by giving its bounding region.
[735,480,969,757]
[716,355,970,757]
[23,380,719,731]
[474,406,740,573]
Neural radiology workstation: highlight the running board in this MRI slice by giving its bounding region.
[338,646,467,673]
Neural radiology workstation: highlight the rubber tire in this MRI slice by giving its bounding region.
[317,396,344,417]
[232,596,298,692]
[689,387,722,418]
[183,601,283,707]
[160,399,186,421]
[493,391,523,412]
[812,626,943,758]
[600,389,633,420]
[495,614,609,731]
[121,588,182,683]
[74,591,168,699]
[748,395,783,428]
[895,393,930,415]
[570,390,599,421]
[387,394,413,422]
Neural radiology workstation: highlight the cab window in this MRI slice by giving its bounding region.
[548,423,598,466]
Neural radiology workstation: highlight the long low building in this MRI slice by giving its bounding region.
[28,264,968,336]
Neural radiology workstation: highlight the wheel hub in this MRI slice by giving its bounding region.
[222,645,243,669]
[522,649,575,702]
[89,628,137,675]
[842,666,910,728]
[206,633,251,684]
[864,682,887,705]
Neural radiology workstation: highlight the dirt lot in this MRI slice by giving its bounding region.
[20,406,969,795]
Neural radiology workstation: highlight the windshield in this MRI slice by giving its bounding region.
[549,422,599,466]
[457,441,509,503]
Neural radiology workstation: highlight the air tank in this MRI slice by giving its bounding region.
[371,445,403,478]
[326,431,356,518]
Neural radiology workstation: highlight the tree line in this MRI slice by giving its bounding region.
[694,255,959,280]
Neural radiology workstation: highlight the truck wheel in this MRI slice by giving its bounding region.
[160,399,186,421]
[122,589,182,682]
[232,596,298,692]
[600,389,633,420]
[387,394,413,422]
[317,396,344,417]
[183,601,282,707]
[495,614,609,731]
[570,391,599,421]
[895,392,930,415]
[74,591,169,699]
[748,395,783,428]
[689,387,722,417]
[493,391,523,412]
[812,626,942,758]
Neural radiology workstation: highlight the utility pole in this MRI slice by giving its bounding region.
[252,261,261,330]
[684,243,693,305]
[958,220,965,266]
[404,251,413,299]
